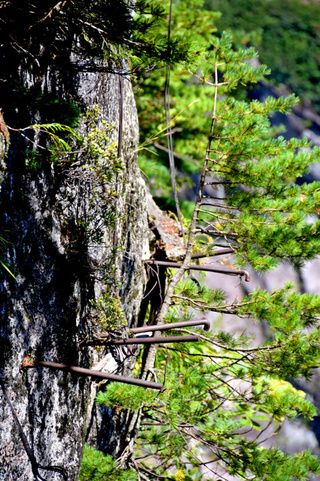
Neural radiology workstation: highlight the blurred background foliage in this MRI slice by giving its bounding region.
[135,0,320,216]
[204,0,320,110]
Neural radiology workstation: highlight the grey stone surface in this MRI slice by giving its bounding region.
[0,67,148,480]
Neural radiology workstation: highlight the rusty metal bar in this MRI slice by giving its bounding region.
[128,319,211,334]
[80,335,200,347]
[87,335,201,346]
[23,358,163,390]
[113,335,200,344]
[191,248,234,259]
[144,259,250,282]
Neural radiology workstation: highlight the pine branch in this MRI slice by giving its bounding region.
[140,58,220,380]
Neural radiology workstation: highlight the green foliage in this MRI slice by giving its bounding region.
[97,325,320,479]
[183,31,320,271]
[76,105,122,178]
[31,122,81,154]
[204,0,320,110]
[95,282,320,478]
[71,106,123,244]
[4,1,320,480]
[95,8,320,480]
[173,277,226,313]
[32,96,81,128]
[89,291,127,332]
[135,0,220,210]
[0,0,196,77]
[13,121,80,171]
[97,383,156,411]
[80,445,138,481]
[49,106,123,249]
[0,0,198,160]
[227,445,320,481]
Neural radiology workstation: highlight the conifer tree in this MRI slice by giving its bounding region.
[82,2,320,480]
[4,1,319,479]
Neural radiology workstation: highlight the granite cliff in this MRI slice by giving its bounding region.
[0,21,149,481]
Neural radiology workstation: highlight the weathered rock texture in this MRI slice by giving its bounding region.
[0,59,148,481]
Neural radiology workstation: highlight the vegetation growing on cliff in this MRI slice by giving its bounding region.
[83,2,320,480]
[2,1,320,480]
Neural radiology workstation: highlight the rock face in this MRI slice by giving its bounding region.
[0,112,9,175]
[0,59,148,481]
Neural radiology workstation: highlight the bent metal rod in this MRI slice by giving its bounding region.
[81,334,201,347]
[23,357,163,390]
[144,259,250,282]
[126,318,211,334]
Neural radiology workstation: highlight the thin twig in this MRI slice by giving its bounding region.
[164,0,187,247]
[27,1,67,30]
[174,328,279,353]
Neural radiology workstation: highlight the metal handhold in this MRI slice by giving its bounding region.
[144,259,250,282]
[82,334,201,347]
[128,319,211,334]
[23,358,163,390]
